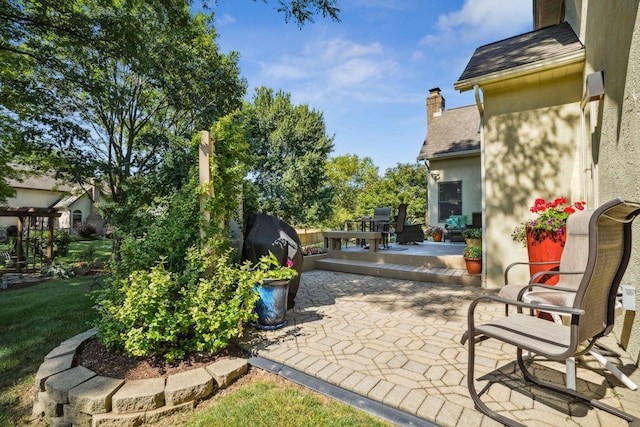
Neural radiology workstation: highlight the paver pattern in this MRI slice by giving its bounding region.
[241,270,640,427]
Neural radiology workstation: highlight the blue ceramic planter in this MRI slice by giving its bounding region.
[252,279,289,330]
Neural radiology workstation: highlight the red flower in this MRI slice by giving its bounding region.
[563,207,575,214]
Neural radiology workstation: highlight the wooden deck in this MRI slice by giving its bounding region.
[311,240,482,286]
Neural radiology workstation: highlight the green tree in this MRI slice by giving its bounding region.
[325,154,379,228]
[358,163,429,223]
[1,0,341,222]
[2,2,246,238]
[244,87,334,227]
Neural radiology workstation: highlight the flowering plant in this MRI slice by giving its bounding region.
[301,245,327,256]
[463,246,482,259]
[252,252,298,282]
[426,225,443,237]
[512,197,586,246]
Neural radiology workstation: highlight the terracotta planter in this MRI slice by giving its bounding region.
[464,257,482,274]
[526,228,566,285]
[432,232,443,242]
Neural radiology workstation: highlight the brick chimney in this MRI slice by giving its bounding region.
[426,87,445,129]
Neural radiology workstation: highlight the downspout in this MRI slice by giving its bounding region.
[474,84,486,287]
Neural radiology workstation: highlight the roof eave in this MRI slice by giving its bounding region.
[419,148,481,162]
[454,49,585,92]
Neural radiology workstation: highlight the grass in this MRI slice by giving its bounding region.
[0,276,97,426]
[174,380,392,427]
[55,238,113,265]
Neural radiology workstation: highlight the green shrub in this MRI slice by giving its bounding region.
[462,228,482,239]
[93,249,259,362]
[76,223,97,239]
[53,230,72,257]
[41,263,74,278]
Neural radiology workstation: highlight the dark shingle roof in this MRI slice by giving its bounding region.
[417,105,480,160]
[457,22,583,82]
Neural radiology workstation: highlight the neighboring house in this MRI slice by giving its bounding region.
[1,167,105,235]
[417,88,482,231]
[454,0,640,359]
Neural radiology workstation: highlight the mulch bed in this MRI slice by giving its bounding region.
[74,339,249,380]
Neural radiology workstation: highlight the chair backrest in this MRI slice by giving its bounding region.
[395,204,408,233]
[373,207,391,231]
[572,199,640,344]
[555,208,592,290]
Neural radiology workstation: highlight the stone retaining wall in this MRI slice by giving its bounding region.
[32,329,248,426]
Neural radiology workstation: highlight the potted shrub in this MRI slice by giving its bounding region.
[462,228,482,247]
[251,252,298,330]
[463,246,482,274]
[426,225,443,242]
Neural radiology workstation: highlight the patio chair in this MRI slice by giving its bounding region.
[394,203,424,244]
[373,207,391,249]
[461,198,640,427]
[499,200,638,391]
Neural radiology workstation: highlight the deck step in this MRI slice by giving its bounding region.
[314,258,481,287]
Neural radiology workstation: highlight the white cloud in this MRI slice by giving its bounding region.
[420,0,531,46]
[256,36,402,108]
[215,13,235,26]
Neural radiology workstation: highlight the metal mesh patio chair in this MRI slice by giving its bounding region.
[461,198,640,427]
[373,207,391,249]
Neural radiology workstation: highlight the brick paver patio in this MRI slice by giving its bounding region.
[240,270,640,427]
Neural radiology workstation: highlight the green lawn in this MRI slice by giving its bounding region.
[0,276,97,426]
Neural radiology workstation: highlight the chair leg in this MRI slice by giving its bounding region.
[467,333,527,427]
[516,349,639,424]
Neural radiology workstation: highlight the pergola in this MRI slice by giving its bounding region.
[0,207,61,272]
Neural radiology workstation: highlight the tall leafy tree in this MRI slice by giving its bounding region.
[244,87,334,227]
[0,0,341,214]
[1,2,246,235]
[325,154,379,228]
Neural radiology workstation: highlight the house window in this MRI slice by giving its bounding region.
[438,181,462,221]
[73,210,82,228]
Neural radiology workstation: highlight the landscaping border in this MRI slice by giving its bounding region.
[32,329,248,426]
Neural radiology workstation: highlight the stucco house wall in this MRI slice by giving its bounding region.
[427,155,481,229]
[0,188,67,229]
[569,0,640,362]
[482,75,584,288]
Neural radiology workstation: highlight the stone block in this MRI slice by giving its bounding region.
[206,357,248,389]
[92,411,144,427]
[35,353,75,392]
[47,415,69,427]
[145,401,195,424]
[35,390,63,418]
[111,378,165,414]
[60,328,98,346]
[69,376,125,414]
[64,403,92,426]
[45,366,96,404]
[45,342,80,360]
[164,368,214,406]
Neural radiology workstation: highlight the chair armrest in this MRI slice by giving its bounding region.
[504,261,562,285]
[529,270,584,284]
[470,294,585,317]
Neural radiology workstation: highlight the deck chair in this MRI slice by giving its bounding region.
[394,203,425,244]
[462,198,640,427]
[373,207,391,249]
[499,201,638,390]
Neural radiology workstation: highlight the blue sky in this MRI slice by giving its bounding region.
[211,0,532,172]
